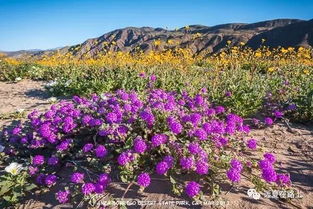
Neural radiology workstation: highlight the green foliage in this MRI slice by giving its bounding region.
[0,61,312,121]
[0,171,37,207]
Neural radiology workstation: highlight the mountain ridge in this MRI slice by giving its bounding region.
[3,18,312,58]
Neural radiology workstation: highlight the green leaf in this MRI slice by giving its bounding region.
[0,182,14,196]
[3,196,12,202]
[25,183,37,191]
[169,176,176,184]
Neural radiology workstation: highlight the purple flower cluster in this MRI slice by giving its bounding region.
[48,156,59,166]
[227,159,243,183]
[77,173,111,195]
[195,160,209,175]
[82,183,96,195]
[193,128,207,140]
[258,153,281,183]
[156,161,169,175]
[118,151,134,166]
[137,172,151,187]
[32,155,44,165]
[185,181,200,198]
[133,137,147,153]
[163,155,174,168]
[45,174,57,186]
[180,157,194,170]
[168,118,183,135]
[151,134,168,147]
[246,139,257,150]
[71,172,85,183]
[56,190,70,203]
[83,143,93,152]
[1,88,292,204]
[276,173,291,186]
[273,111,283,118]
[264,117,274,126]
[95,145,108,158]
[188,142,202,155]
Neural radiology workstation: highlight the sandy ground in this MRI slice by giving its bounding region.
[0,80,52,128]
[0,80,312,209]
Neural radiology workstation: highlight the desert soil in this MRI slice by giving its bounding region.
[0,80,312,209]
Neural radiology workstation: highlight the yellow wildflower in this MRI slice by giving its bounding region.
[303,69,310,75]
[255,52,262,58]
[267,67,275,72]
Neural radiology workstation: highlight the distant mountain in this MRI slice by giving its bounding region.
[1,49,43,58]
[247,19,313,48]
[0,47,64,58]
[3,18,313,58]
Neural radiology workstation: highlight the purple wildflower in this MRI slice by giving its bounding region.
[99,173,110,185]
[56,139,71,151]
[94,183,105,194]
[287,104,297,111]
[28,166,38,176]
[151,134,167,147]
[150,75,157,82]
[276,174,291,186]
[195,160,209,175]
[189,113,202,125]
[247,139,257,150]
[106,112,118,123]
[95,145,108,158]
[163,155,174,168]
[71,172,84,184]
[156,161,169,175]
[117,151,132,166]
[82,115,92,125]
[264,153,276,163]
[32,155,45,165]
[274,111,283,118]
[55,190,70,204]
[215,106,225,114]
[36,174,45,185]
[227,168,241,182]
[45,174,57,186]
[82,183,95,195]
[82,143,94,153]
[48,156,59,166]
[185,181,200,198]
[258,159,274,170]
[194,128,207,140]
[262,169,277,182]
[180,157,194,170]
[264,117,273,125]
[188,142,201,155]
[230,159,243,171]
[169,121,183,135]
[140,111,155,125]
[133,138,147,153]
[137,173,151,187]
[225,91,232,97]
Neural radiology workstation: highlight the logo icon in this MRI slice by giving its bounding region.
[247,189,261,200]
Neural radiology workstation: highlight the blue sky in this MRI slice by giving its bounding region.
[0,0,312,51]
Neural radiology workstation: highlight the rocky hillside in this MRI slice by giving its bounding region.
[4,19,313,58]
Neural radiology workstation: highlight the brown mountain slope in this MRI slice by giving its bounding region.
[69,19,307,57]
[3,18,312,58]
[247,19,313,48]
